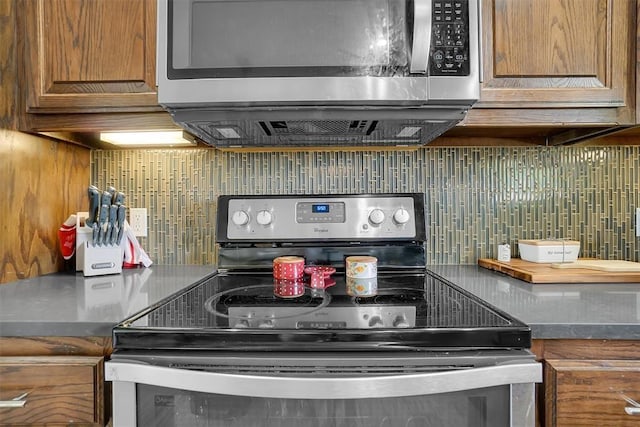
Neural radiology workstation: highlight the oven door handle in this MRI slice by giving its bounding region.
[106,361,541,399]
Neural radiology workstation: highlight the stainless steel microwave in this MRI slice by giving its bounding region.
[157,0,480,148]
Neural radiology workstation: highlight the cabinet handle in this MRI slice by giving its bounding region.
[622,395,640,415]
[0,392,28,408]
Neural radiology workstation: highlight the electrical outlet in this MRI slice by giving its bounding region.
[636,208,640,237]
[129,208,148,237]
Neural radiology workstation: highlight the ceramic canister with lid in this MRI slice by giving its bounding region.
[273,256,305,280]
[345,256,378,279]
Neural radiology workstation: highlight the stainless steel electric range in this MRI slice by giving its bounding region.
[106,194,541,427]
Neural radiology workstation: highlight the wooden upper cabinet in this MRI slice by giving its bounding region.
[19,0,160,113]
[467,0,636,126]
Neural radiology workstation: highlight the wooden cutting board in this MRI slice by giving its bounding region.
[478,258,640,283]
[551,259,640,272]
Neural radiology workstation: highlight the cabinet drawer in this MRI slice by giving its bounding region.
[0,356,104,426]
[545,359,640,427]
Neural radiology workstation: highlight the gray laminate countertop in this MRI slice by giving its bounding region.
[0,266,216,337]
[429,265,640,340]
[1,265,638,340]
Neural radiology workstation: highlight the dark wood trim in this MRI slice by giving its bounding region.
[0,336,113,357]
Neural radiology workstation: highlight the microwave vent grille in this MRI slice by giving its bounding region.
[260,120,377,136]
[171,110,467,148]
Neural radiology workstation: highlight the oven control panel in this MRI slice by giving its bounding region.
[296,201,346,223]
[221,194,425,241]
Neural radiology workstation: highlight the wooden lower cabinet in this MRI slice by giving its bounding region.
[0,337,111,426]
[533,339,640,427]
[545,359,640,427]
[0,356,104,426]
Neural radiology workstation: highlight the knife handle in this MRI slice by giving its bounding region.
[117,205,126,244]
[108,205,118,245]
[100,191,112,207]
[91,223,99,246]
[114,192,125,206]
[97,204,109,246]
[86,186,100,227]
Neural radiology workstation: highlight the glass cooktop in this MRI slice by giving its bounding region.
[113,270,531,352]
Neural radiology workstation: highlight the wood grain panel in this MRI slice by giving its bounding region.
[0,336,112,357]
[0,0,16,129]
[493,0,604,77]
[45,0,146,83]
[545,359,640,426]
[537,339,640,360]
[0,130,90,284]
[533,340,640,427]
[637,0,640,124]
[0,356,104,425]
[23,111,178,132]
[478,0,635,121]
[18,0,159,113]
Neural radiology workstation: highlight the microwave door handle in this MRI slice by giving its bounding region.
[410,0,431,74]
[106,361,541,399]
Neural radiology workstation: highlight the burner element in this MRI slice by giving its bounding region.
[204,284,332,327]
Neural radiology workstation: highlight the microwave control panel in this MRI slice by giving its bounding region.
[429,0,470,76]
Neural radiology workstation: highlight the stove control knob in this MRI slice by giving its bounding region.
[368,209,385,225]
[258,319,274,329]
[231,210,250,226]
[368,316,384,328]
[393,315,410,328]
[256,210,273,226]
[393,208,410,225]
[233,319,250,328]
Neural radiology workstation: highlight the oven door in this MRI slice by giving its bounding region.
[106,352,541,427]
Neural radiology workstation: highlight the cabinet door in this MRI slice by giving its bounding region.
[19,0,159,113]
[0,356,104,425]
[545,359,640,426]
[467,0,635,126]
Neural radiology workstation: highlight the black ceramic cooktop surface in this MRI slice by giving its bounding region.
[113,270,531,351]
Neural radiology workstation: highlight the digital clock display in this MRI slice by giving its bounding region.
[312,204,330,213]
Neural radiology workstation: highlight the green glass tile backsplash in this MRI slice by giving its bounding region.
[92,146,640,265]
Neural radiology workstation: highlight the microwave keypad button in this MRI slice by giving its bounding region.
[430,0,469,77]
